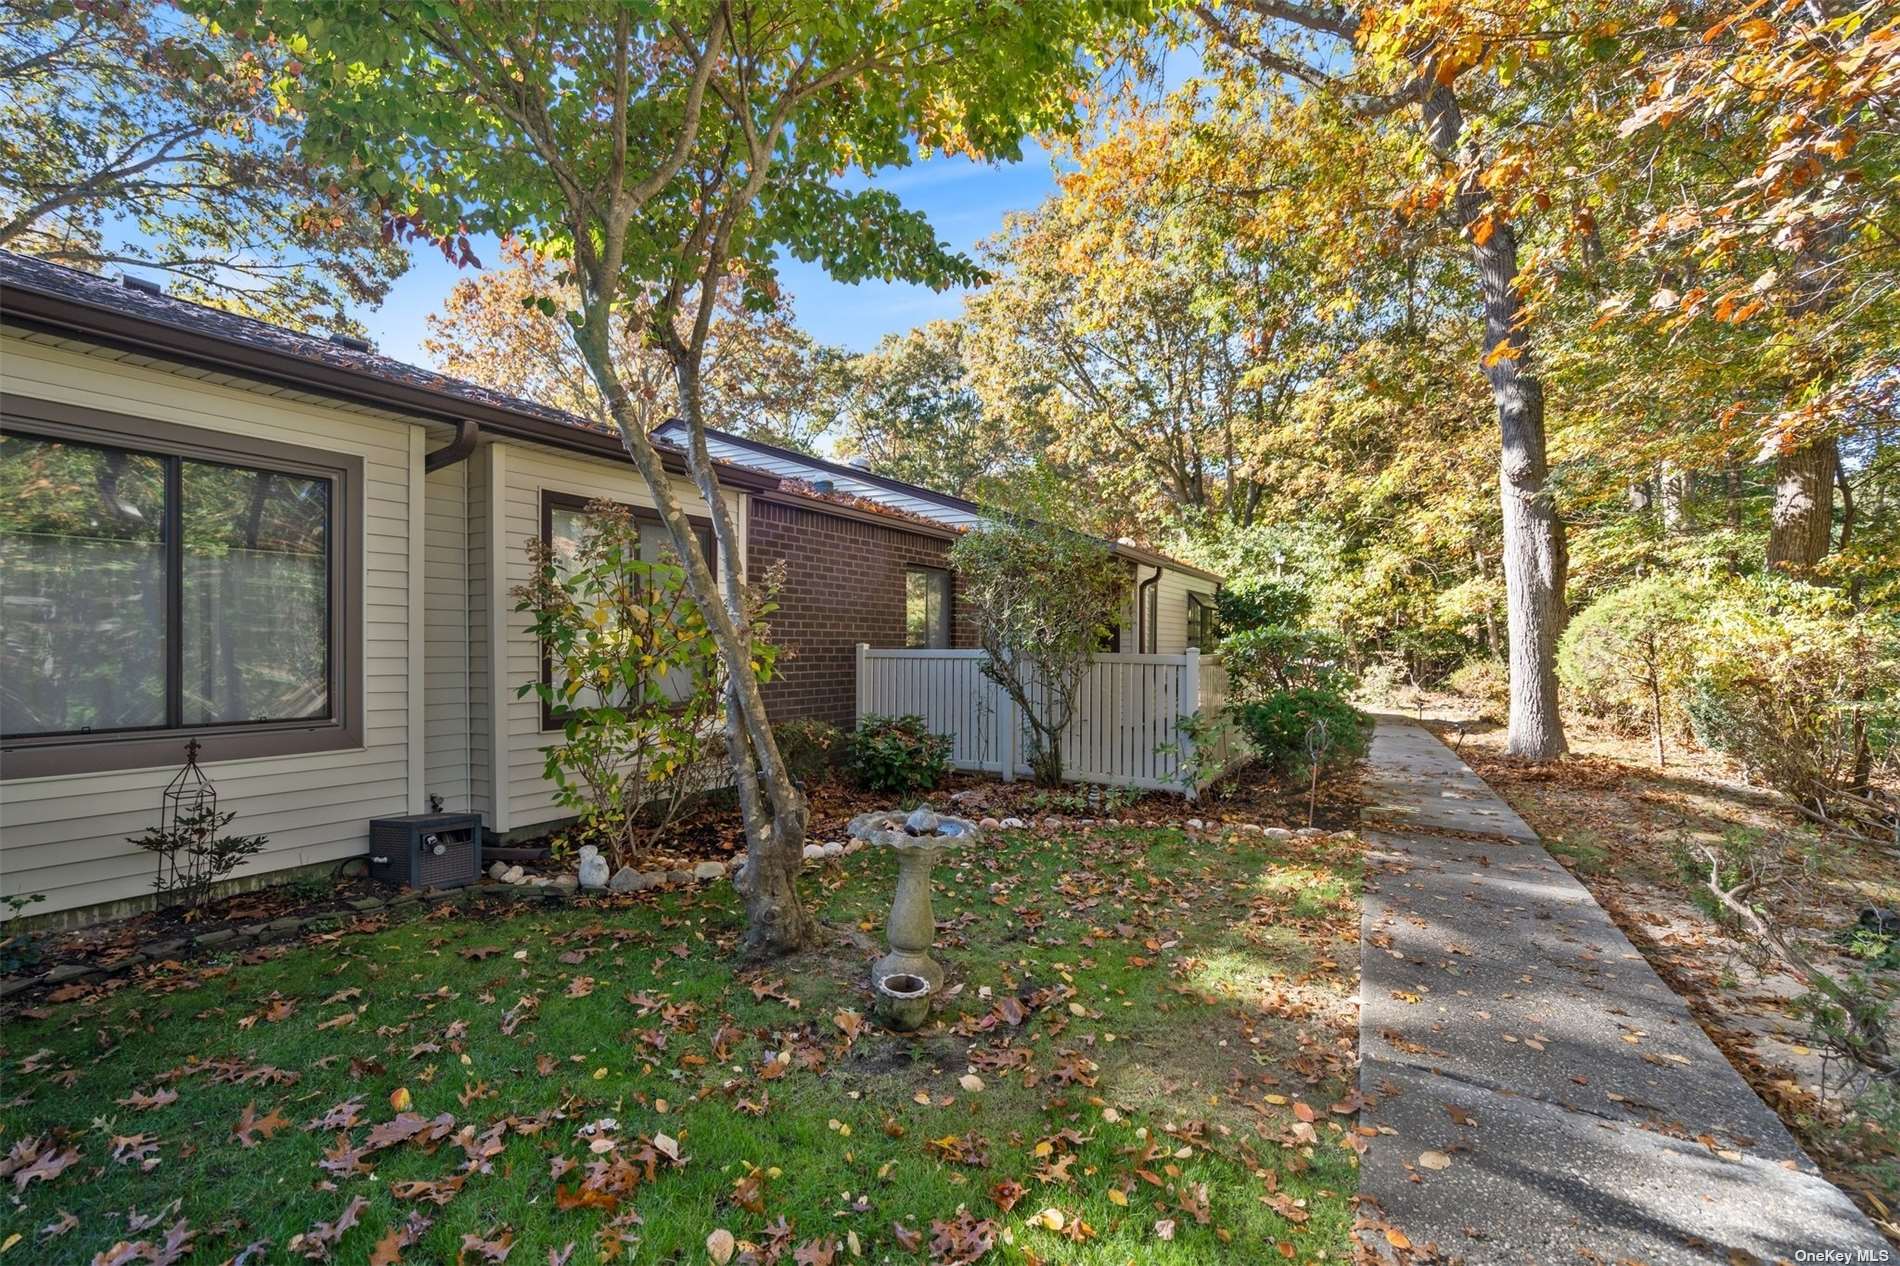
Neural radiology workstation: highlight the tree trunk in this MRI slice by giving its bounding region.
[1423,84,1567,761]
[572,329,815,956]
[671,356,817,956]
[1659,463,1689,534]
[1764,438,1838,573]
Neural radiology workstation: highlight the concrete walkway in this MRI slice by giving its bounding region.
[1356,717,1887,1264]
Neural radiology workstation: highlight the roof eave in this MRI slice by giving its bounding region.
[0,281,779,492]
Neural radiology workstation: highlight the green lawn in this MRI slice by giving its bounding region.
[0,825,1361,1265]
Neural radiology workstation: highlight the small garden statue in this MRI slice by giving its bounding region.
[849,804,982,1030]
[576,845,609,891]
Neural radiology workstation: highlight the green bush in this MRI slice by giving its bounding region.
[772,719,845,786]
[1232,688,1370,779]
[1221,626,1354,702]
[1686,577,1898,802]
[1447,657,1509,723]
[844,714,953,795]
[1216,580,1309,635]
[1558,575,1708,762]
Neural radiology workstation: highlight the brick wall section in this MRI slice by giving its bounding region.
[748,498,975,727]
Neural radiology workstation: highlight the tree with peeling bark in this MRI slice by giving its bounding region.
[199,0,1147,955]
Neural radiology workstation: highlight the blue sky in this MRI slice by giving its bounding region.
[356,144,1065,368]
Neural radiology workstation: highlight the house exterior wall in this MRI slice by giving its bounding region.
[1152,565,1218,655]
[0,335,423,920]
[485,439,743,835]
[747,497,974,728]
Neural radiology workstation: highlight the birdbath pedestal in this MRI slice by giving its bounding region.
[848,805,981,996]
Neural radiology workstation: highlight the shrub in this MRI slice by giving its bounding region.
[1447,657,1509,723]
[1686,577,1898,804]
[1216,580,1309,635]
[845,714,953,795]
[774,718,845,786]
[1232,687,1371,779]
[515,501,775,868]
[1558,576,1708,765]
[1221,626,1353,702]
[951,519,1128,785]
[129,801,268,914]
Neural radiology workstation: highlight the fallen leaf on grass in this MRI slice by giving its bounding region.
[458,1228,515,1264]
[368,1213,433,1266]
[232,1102,289,1148]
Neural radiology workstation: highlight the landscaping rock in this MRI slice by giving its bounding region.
[41,962,95,985]
[347,897,385,912]
[488,861,511,881]
[144,938,187,957]
[999,817,1026,830]
[635,871,667,891]
[1186,818,1205,830]
[0,975,39,999]
[609,865,638,894]
[551,874,578,894]
[803,844,827,862]
[665,870,693,887]
[820,841,843,859]
[194,929,237,947]
[501,865,525,884]
[692,861,726,881]
[979,816,1002,831]
[576,845,609,891]
[1261,827,1293,840]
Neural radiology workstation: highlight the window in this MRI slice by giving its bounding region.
[539,491,716,728]
[1186,592,1217,651]
[904,566,951,649]
[1,401,359,777]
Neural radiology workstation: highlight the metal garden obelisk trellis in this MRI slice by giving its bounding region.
[156,739,216,897]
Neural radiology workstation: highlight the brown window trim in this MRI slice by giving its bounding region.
[537,490,717,733]
[0,393,364,779]
[903,564,954,650]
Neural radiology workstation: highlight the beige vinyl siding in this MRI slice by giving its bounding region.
[1151,566,1213,655]
[0,336,422,918]
[492,442,743,833]
[424,458,470,812]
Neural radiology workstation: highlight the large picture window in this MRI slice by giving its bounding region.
[540,491,716,728]
[1,401,359,777]
[904,565,951,649]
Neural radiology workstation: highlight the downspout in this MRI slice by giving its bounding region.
[1136,565,1162,654]
[425,419,479,472]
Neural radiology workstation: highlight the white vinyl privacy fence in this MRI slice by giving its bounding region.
[854,646,1241,795]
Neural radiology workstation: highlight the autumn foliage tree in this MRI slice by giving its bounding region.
[425,240,841,451]
[0,0,402,330]
[202,0,1150,955]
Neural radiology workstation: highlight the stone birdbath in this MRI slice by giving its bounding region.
[848,804,981,1028]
